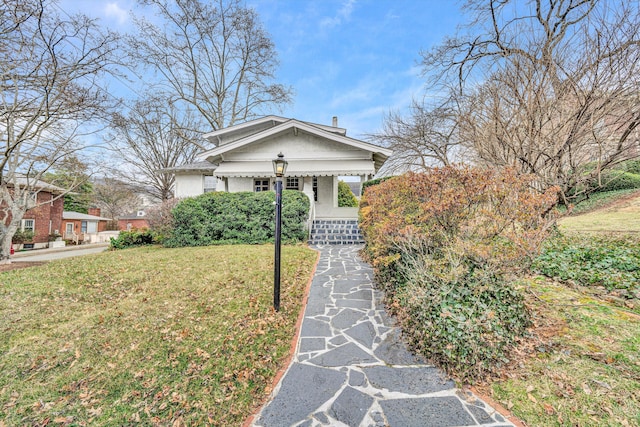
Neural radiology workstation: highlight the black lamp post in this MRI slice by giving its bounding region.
[272,152,288,311]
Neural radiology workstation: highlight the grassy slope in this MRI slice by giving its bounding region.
[488,192,640,426]
[0,245,317,426]
[491,278,640,426]
[560,190,640,233]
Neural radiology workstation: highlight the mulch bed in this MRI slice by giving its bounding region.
[0,261,48,273]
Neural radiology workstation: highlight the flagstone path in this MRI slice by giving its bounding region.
[252,245,514,427]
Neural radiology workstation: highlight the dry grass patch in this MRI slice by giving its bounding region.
[560,192,640,233]
[0,245,317,426]
[489,277,640,426]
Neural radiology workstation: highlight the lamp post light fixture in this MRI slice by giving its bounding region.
[272,153,288,311]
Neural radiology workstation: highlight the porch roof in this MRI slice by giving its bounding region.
[213,159,375,178]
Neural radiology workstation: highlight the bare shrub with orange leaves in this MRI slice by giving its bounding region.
[359,166,559,381]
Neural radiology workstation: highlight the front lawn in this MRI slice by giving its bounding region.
[0,245,317,426]
[489,277,640,426]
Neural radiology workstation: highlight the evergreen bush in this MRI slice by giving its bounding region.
[337,180,358,207]
[165,190,309,247]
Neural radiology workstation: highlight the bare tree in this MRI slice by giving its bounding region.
[92,178,141,226]
[369,97,463,173]
[0,0,119,263]
[423,0,640,202]
[129,0,292,131]
[109,95,202,201]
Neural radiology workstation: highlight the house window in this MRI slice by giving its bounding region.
[313,176,318,202]
[81,221,88,233]
[204,176,216,193]
[286,177,299,190]
[254,179,270,192]
[22,219,35,232]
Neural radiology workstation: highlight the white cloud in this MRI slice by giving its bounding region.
[104,2,128,25]
[320,0,357,29]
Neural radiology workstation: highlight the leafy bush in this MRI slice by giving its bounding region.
[165,190,309,247]
[598,171,640,192]
[397,265,530,380]
[12,229,35,244]
[361,176,394,193]
[109,229,155,250]
[359,167,558,381]
[615,159,640,175]
[533,233,640,295]
[337,180,358,207]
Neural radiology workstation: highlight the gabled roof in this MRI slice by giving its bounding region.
[7,175,68,194]
[199,119,392,171]
[202,115,347,144]
[157,161,218,174]
[63,211,112,221]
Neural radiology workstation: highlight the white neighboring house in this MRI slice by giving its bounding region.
[163,116,392,221]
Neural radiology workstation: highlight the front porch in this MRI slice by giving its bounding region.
[213,173,370,220]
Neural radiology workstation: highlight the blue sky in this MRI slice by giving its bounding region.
[59,0,465,138]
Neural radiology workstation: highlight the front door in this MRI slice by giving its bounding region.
[65,223,74,236]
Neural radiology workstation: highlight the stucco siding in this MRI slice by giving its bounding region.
[227,177,255,192]
[223,129,372,162]
[175,174,204,198]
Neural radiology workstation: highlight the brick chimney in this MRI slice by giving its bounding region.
[88,207,101,217]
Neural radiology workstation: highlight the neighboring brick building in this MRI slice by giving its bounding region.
[117,210,150,231]
[62,208,112,244]
[20,190,65,248]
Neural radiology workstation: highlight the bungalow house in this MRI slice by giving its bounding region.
[162,116,391,244]
[62,208,112,244]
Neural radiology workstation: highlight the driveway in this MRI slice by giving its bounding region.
[11,243,110,262]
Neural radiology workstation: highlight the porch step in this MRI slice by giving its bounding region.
[308,219,365,245]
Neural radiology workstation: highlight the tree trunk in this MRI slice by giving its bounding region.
[0,222,20,265]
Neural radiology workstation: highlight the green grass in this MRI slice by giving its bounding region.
[490,278,640,427]
[563,189,640,215]
[0,245,317,426]
[560,190,640,233]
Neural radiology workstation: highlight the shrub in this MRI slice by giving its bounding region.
[165,190,309,247]
[397,264,530,380]
[533,233,640,295]
[359,167,558,381]
[337,180,358,207]
[145,198,180,244]
[12,230,35,244]
[598,171,640,192]
[109,229,154,250]
[361,176,394,193]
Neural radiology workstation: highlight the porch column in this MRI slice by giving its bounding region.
[216,177,227,192]
[332,176,339,208]
[302,176,315,201]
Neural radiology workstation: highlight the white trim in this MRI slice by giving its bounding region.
[214,159,376,178]
[199,120,391,163]
[21,218,35,232]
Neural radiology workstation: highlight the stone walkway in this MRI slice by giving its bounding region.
[252,245,513,427]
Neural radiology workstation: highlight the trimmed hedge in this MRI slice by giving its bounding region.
[164,190,309,247]
[109,229,155,249]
